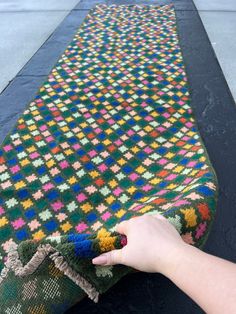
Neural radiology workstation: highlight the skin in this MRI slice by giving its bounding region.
[92,214,236,314]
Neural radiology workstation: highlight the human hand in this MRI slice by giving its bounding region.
[92,214,188,276]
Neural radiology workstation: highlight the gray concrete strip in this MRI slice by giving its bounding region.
[0,0,80,11]
[0,11,73,93]
[17,10,88,77]
[194,0,236,11]
[197,11,236,101]
[0,0,81,94]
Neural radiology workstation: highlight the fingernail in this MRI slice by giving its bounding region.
[92,254,107,265]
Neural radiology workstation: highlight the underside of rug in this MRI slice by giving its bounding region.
[0,3,218,313]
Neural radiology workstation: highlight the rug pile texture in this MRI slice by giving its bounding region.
[0,4,218,313]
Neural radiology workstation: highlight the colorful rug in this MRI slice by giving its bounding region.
[0,4,218,314]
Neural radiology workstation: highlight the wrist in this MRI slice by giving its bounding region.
[159,242,195,278]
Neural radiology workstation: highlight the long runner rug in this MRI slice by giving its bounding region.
[0,4,218,314]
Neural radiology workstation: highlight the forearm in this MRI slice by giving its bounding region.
[164,244,236,314]
[93,215,236,313]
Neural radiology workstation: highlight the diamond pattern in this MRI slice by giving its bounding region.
[0,4,218,312]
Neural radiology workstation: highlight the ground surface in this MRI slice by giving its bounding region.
[0,0,79,93]
[0,0,236,313]
[194,0,236,101]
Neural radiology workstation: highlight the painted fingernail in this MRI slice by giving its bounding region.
[92,255,107,265]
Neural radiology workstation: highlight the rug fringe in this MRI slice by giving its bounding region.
[0,243,99,303]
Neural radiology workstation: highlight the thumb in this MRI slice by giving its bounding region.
[153,213,168,221]
[92,249,123,266]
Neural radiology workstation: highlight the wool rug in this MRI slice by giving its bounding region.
[0,3,218,314]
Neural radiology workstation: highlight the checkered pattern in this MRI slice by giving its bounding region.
[0,4,217,313]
